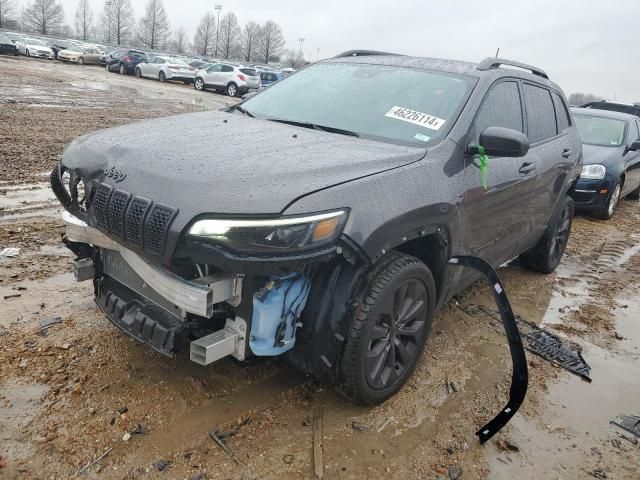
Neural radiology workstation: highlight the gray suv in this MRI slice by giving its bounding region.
[52,53,581,405]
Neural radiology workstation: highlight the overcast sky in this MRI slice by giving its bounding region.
[55,0,640,101]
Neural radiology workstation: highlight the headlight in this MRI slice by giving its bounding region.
[581,164,606,179]
[188,210,348,253]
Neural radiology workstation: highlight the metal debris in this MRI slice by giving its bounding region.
[610,415,640,441]
[39,316,62,335]
[209,430,243,466]
[461,303,592,382]
[77,447,112,475]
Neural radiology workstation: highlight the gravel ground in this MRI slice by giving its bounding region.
[1,56,639,480]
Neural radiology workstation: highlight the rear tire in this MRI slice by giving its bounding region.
[78,57,84,65]
[26,49,30,57]
[339,252,435,405]
[159,71,166,82]
[520,196,574,273]
[226,82,238,97]
[596,181,621,220]
[119,63,126,75]
[135,68,142,78]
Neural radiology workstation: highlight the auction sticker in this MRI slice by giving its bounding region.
[385,106,446,131]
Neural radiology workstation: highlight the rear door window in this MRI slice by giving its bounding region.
[470,81,523,144]
[523,84,558,143]
[221,65,234,72]
[552,92,571,132]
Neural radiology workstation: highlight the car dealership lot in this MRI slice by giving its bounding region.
[1,56,640,479]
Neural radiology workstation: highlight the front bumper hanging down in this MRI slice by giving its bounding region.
[448,255,529,444]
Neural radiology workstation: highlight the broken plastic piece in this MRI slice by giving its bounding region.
[611,415,640,440]
[448,256,528,444]
[462,303,592,382]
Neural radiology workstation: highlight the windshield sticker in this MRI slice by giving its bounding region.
[414,133,431,142]
[385,106,446,131]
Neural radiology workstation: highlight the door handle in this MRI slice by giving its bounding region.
[519,162,536,174]
[562,149,573,158]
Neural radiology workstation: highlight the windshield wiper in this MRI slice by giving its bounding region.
[230,105,254,117]
[266,118,359,137]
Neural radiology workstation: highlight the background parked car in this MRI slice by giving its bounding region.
[0,34,18,55]
[259,71,284,87]
[136,56,195,83]
[105,49,148,74]
[194,63,261,96]
[3,32,26,44]
[46,39,71,59]
[16,38,54,59]
[579,100,640,118]
[59,45,102,65]
[571,108,640,219]
[100,48,116,65]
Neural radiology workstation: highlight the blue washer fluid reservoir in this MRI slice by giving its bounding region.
[249,273,311,356]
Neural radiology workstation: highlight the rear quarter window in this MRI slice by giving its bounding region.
[552,92,571,132]
[240,68,258,76]
[523,84,558,143]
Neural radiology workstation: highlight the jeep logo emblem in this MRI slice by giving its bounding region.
[104,166,126,182]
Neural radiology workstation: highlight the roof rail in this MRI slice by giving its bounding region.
[477,57,549,80]
[334,49,403,58]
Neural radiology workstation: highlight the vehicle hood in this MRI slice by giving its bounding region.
[61,110,426,216]
[582,144,624,167]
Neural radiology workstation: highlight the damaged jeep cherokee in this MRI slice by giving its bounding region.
[52,53,582,405]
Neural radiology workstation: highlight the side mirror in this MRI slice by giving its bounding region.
[629,140,640,151]
[472,126,530,157]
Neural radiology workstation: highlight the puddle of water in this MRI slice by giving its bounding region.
[486,289,640,479]
[0,380,49,467]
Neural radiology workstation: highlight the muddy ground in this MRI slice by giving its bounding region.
[1,56,639,480]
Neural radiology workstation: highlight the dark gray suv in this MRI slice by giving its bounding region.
[52,53,582,405]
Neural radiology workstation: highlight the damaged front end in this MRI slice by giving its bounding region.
[53,164,349,367]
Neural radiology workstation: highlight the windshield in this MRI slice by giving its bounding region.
[242,62,474,145]
[574,115,626,147]
[27,39,46,46]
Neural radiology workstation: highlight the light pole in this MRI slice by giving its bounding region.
[214,4,222,58]
[298,37,305,56]
[316,48,320,62]
[106,1,112,45]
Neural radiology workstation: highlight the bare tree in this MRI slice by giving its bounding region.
[240,21,259,63]
[0,0,17,29]
[284,48,304,69]
[137,0,170,50]
[22,0,65,35]
[105,0,135,45]
[171,25,189,53]
[257,20,285,64]
[218,12,239,59]
[74,0,93,41]
[193,11,215,56]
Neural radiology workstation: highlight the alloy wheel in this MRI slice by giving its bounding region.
[119,64,125,75]
[365,278,427,389]
[227,84,237,96]
[608,184,621,217]
[195,78,204,90]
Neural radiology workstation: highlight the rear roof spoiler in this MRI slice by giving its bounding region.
[334,49,403,58]
[477,57,549,80]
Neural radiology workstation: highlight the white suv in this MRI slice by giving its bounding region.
[194,63,261,96]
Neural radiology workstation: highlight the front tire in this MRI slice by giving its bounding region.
[226,82,238,97]
[597,181,621,220]
[340,252,436,405]
[78,57,84,65]
[26,49,30,57]
[135,68,142,78]
[520,195,574,273]
[159,71,166,82]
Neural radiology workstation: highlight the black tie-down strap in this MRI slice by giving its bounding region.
[448,256,528,444]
